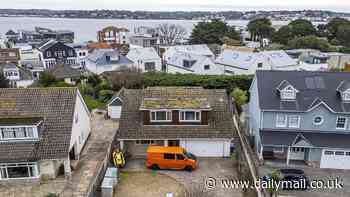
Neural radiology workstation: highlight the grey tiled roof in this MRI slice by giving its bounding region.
[48,64,83,79]
[260,130,350,149]
[117,87,236,139]
[256,70,350,112]
[0,88,78,162]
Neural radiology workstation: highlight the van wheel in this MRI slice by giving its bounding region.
[151,164,159,170]
[184,166,193,172]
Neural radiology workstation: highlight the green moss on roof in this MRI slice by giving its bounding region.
[141,98,210,109]
[0,117,43,126]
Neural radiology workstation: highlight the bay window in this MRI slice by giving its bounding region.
[288,115,300,128]
[336,116,347,129]
[276,114,287,127]
[180,110,201,122]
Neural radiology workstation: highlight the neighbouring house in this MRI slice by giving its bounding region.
[47,64,84,85]
[0,88,91,180]
[215,49,298,75]
[5,27,74,46]
[0,48,20,65]
[37,40,77,69]
[116,86,237,157]
[249,70,350,170]
[97,26,130,45]
[286,49,350,71]
[129,35,158,48]
[0,63,34,88]
[85,49,134,75]
[107,93,123,119]
[69,43,89,68]
[126,47,162,72]
[163,44,214,59]
[165,51,222,75]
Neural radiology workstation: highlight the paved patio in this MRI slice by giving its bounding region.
[122,158,244,197]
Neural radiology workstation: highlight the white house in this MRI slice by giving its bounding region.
[215,49,298,75]
[0,63,34,88]
[0,88,91,180]
[163,44,214,59]
[85,49,134,75]
[126,47,162,72]
[165,51,223,75]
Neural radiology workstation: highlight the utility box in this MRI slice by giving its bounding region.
[101,177,115,197]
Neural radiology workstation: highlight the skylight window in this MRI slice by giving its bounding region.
[281,86,296,100]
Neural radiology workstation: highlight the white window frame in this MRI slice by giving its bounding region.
[313,116,324,125]
[342,92,350,102]
[0,125,39,141]
[336,116,347,130]
[281,86,296,100]
[179,110,201,122]
[135,140,155,145]
[276,114,287,127]
[150,110,172,122]
[288,115,300,128]
[0,162,39,180]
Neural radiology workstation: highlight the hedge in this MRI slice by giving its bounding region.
[143,72,254,92]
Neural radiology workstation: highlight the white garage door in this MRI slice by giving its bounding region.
[180,140,230,157]
[320,150,350,169]
[109,106,122,119]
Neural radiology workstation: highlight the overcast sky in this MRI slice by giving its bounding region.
[2,0,350,12]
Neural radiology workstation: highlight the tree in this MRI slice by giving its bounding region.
[189,19,240,45]
[38,72,57,87]
[157,23,187,45]
[0,73,9,88]
[231,88,248,107]
[326,17,350,41]
[272,25,294,45]
[336,24,350,47]
[288,19,316,37]
[247,18,274,41]
[287,36,331,52]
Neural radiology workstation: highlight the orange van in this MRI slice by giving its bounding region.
[146,146,197,171]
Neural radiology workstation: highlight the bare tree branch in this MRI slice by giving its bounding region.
[157,23,187,45]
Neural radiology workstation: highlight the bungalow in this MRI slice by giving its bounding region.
[0,88,91,180]
[115,86,237,157]
[47,64,84,85]
[126,47,162,72]
[85,49,134,75]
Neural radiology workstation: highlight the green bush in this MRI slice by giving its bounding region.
[83,95,105,111]
[143,73,253,93]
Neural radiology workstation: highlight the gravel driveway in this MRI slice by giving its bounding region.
[123,158,243,197]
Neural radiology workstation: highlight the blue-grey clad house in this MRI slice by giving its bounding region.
[249,70,350,169]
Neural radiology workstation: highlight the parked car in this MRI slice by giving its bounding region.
[261,168,309,190]
[146,146,197,171]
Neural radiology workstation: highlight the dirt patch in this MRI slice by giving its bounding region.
[115,171,186,197]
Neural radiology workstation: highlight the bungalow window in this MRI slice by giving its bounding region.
[336,116,347,129]
[0,163,39,180]
[276,114,287,127]
[288,115,300,128]
[150,110,172,122]
[136,140,155,145]
[0,126,37,140]
[180,111,201,122]
[204,65,210,70]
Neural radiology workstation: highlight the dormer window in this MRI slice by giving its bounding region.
[150,110,172,122]
[281,86,297,100]
[180,110,201,122]
[337,81,350,102]
[0,126,38,141]
[277,80,298,100]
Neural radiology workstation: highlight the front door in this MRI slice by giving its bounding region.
[289,147,306,160]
